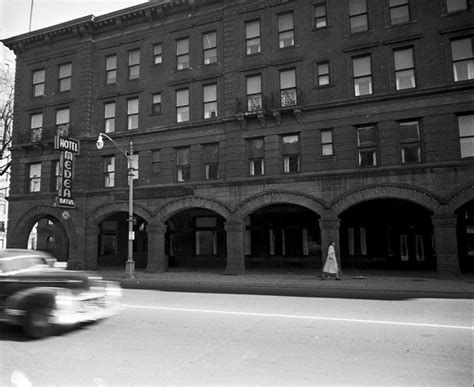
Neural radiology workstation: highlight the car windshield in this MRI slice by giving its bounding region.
[0,256,47,273]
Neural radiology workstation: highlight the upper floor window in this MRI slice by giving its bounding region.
[29,163,41,193]
[176,89,190,122]
[127,98,139,130]
[176,147,190,182]
[248,138,265,176]
[152,93,162,114]
[30,113,43,142]
[176,38,190,70]
[282,134,300,173]
[106,55,117,84]
[389,0,410,25]
[279,68,297,107]
[104,156,115,188]
[104,102,116,133]
[152,150,160,174]
[50,160,61,192]
[203,84,218,119]
[203,32,217,65]
[203,143,219,180]
[153,44,162,64]
[399,120,421,163]
[246,74,262,112]
[128,50,140,80]
[278,12,295,48]
[353,55,372,96]
[246,20,261,55]
[56,108,70,136]
[316,61,330,86]
[357,125,377,167]
[349,0,368,33]
[58,63,72,92]
[446,0,468,13]
[32,69,45,97]
[394,47,416,90]
[451,37,473,82]
[314,2,328,29]
[458,114,474,158]
[321,130,334,156]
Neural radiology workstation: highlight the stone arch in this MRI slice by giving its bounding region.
[85,201,153,227]
[234,191,327,219]
[447,184,474,211]
[330,184,442,215]
[8,205,78,250]
[154,196,232,223]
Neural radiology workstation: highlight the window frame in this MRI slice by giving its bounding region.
[353,55,373,96]
[152,93,162,114]
[176,38,190,70]
[313,1,328,29]
[32,69,45,97]
[203,83,218,119]
[105,55,117,85]
[245,19,261,55]
[356,125,378,167]
[248,138,265,176]
[176,147,191,182]
[389,0,410,25]
[153,43,163,65]
[176,88,190,123]
[446,0,469,13]
[278,12,295,48]
[127,98,139,130]
[203,31,217,65]
[316,61,331,87]
[28,163,42,193]
[246,74,263,112]
[104,102,116,133]
[103,156,115,188]
[349,0,368,33]
[399,120,422,164]
[321,129,334,157]
[30,112,43,142]
[282,134,300,174]
[128,49,140,80]
[458,114,474,159]
[203,143,219,180]
[394,47,416,90]
[58,62,72,92]
[279,68,297,107]
[451,37,474,82]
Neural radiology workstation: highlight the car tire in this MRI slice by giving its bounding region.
[23,306,54,339]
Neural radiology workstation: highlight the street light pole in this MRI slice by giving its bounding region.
[96,133,135,278]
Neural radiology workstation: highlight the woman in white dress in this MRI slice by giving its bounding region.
[321,242,341,280]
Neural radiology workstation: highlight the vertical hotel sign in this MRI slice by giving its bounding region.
[54,135,80,208]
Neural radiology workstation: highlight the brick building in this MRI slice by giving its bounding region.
[2,0,473,277]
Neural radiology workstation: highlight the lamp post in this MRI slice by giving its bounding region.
[96,133,135,278]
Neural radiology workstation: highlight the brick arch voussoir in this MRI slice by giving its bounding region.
[447,184,474,212]
[154,197,232,223]
[235,191,327,219]
[331,185,441,215]
[85,202,152,228]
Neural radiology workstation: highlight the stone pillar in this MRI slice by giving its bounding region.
[225,220,245,275]
[319,211,341,273]
[85,226,99,270]
[432,206,460,278]
[147,223,168,272]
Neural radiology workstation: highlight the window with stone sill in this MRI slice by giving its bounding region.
[314,2,328,29]
[451,37,474,82]
[389,0,410,25]
[278,12,295,48]
[399,120,421,164]
[104,156,115,188]
[127,98,139,130]
[458,114,474,158]
[176,38,190,70]
[176,147,190,182]
[128,50,140,80]
[153,44,162,65]
[321,130,334,156]
[353,55,372,96]
[282,134,300,173]
[32,69,45,97]
[104,102,115,133]
[248,138,265,176]
[349,0,368,33]
[246,20,261,55]
[28,163,41,193]
[203,32,217,65]
[58,62,72,92]
[106,55,117,84]
[357,125,377,167]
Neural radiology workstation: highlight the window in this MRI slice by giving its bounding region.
[104,102,115,133]
[282,134,300,173]
[246,74,262,112]
[130,154,139,180]
[127,98,139,130]
[399,121,421,163]
[317,61,330,86]
[279,68,297,107]
[458,114,474,158]
[446,0,468,13]
[353,55,372,96]
[349,0,368,33]
[176,89,190,122]
[176,38,190,70]
[321,130,334,156]
[104,156,115,188]
[29,163,41,192]
[314,2,328,29]
[176,147,190,182]
[30,113,43,142]
[278,13,295,48]
[248,138,265,176]
[56,108,70,135]
[203,32,217,64]
[389,0,410,25]
[203,84,217,119]
[246,20,261,55]
[451,38,474,82]
[203,143,219,180]
[152,150,160,174]
[106,55,117,84]
[357,125,377,167]
[32,69,45,97]
[58,63,72,92]
[50,160,60,192]
[128,50,140,80]
[152,93,162,114]
[153,44,162,64]
[394,48,416,90]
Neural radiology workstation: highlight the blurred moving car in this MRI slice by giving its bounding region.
[0,249,122,339]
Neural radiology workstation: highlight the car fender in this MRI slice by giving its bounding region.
[5,287,58,317]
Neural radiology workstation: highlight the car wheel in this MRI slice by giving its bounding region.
[23,306,53,339]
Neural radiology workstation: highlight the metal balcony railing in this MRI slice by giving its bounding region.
[236,94,267,114]
[271,88,304,110]
[16,124,70,146]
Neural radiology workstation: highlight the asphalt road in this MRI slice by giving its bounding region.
[1,289,472,386]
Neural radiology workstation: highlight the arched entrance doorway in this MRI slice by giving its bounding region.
[245,204,321,270]
[166,208,226,270]
[27,217,69,262]
[97,212,148,268]
[340,199,435,270]
[456,200,474,273]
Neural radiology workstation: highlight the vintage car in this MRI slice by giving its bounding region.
[0,249,122,339]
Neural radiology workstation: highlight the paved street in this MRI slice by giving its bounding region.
[1,289,472,386]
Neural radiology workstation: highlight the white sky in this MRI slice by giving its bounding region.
[0,0,145,39]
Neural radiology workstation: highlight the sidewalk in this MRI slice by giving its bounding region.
[98,267,474,299]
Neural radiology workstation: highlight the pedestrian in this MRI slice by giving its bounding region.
[321,242,341,280]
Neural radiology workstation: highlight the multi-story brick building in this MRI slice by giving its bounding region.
[2,0,473,277]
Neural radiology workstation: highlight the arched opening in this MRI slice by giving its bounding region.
[456,200,474,273]
[245,204,321,270]
[97,212,148,268]
[166,208,226,270]
[27,217,69,262]
[340,199,435,270]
